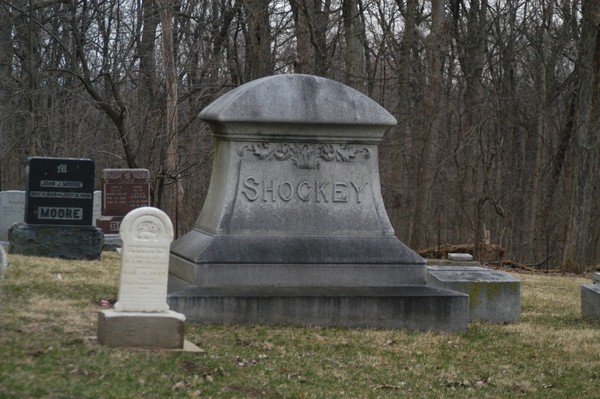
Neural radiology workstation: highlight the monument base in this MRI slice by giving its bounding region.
[582,284,600,320]
[169,233,428,287]
[427,265,521,323]
[97,309,185,349]
[8,223,103,260]
[167,286,469,332]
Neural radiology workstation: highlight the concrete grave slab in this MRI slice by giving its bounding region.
[427,265,521,323]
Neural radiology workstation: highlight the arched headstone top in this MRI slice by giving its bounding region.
[120,207,174,243]
[199,74,397,143]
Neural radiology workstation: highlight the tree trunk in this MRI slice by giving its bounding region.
[290,0,330,76]
[562,0,600,271]
[392,0,419,240]
[531,0,556,262]
[243,0,271,81]
[158,0,184,236]
[409,0,446,250]
[342,0,365,91]
[452,0,488,259]
[290,0,314,74]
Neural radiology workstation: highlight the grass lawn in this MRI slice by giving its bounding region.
[1,252,599,398]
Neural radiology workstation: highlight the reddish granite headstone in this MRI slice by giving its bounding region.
[96,169,150,234]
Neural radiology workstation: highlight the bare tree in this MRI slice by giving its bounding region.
[562,0,600,271]
[342,0,365,90]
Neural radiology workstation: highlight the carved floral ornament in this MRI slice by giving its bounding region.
[237,143,370,170]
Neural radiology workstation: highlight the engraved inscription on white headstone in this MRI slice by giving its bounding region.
[114,207,174,313]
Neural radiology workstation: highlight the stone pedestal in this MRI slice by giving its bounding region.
[168,74,468,331]
[97,310,185,349]
[8,223,103,260]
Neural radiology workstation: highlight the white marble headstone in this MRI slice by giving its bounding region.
[114,207,173,313]
[0,191,25,241]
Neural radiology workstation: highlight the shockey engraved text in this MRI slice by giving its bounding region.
[241,177,368,203]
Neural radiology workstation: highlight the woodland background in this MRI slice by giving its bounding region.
[0,0,599,271]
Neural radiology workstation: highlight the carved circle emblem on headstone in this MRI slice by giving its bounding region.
[114,207,174,313]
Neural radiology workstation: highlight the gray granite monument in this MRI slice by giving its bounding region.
[0,190,101,243]
[9,157,103,259]
[167,74,469,331]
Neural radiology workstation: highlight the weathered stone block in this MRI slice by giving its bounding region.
[8,223,103,260]
[97,310,185,348]
[582,284,600,320]
[427,266,521,323]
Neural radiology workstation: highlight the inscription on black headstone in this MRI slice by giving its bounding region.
[25,157,95,225]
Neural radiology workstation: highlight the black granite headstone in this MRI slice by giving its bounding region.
[25,157,95,226]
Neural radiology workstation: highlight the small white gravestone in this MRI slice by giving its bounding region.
[0,191,25,242]
[114,207,172,312]
[98,207,186,349]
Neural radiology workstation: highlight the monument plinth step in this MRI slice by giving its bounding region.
[167,285,469,332]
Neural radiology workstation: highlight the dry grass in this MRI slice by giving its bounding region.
[1,253,600,398]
